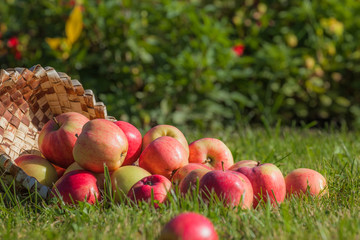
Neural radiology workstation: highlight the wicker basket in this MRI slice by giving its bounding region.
[0,65,114,199]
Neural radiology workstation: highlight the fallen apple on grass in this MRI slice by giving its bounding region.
[188,138,234,170]
[113,121,142,166]
[159,212,218,240]
[111,165,151,202]
[15,154,58,187]
[142,125,189,157]
[127,175,172,208]
[139,136,188,179]
[199,170,253,209]
[232,161,286,207]
[171,163,211,185]
[180,168,210,195]
[38,112,89,168]
[51,170,100,205]
[73,119,128,173]
[285,168,327,197]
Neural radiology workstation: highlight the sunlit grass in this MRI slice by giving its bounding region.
[1,126,360,239]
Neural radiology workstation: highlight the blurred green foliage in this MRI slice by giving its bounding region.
[1,0,360,129]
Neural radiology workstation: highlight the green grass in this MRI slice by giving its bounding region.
[1,126,360,239]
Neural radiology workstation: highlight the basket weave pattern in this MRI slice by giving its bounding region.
[0,65,111,199]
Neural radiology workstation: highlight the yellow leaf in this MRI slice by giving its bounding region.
[65,5,83,46]
[46,37,62,50]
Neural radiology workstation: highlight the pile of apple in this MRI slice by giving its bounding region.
[15,111,328,209]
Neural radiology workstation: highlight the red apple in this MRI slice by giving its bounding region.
[180,168,210,195]
[15,154,58,187]
[142,125,189,157]
[159,212,218,240]
[73,119,128,173]
[172,163,211,185]
[113,121,142,166]
[127,175,172,208]
[64,162,108,190]
[199,170,253,209]
[285,168,327,197]
[228,160,257,171]
[38,112,89,168]
[51,170,100,205]
[139,136,188,179]
[188,138,234,170]
[233,162,286,207]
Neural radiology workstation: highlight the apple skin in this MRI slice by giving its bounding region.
[51,170,100,205]
[142,125,189,157]
[188,138,234,170]
[51,164,66,178]
[128,175,172,208]
[199,170,253,209]
[233,162,286,207]
[64,162,107,190]
[180,168,210,195]
[139,136,188,179]
[113,121,142,166]
[172,163,211,185]
[111,165,151,202]
[14,154,58,187]
[228,160,257,171]
[159,212,218,240]
[38,112,89,168]
[73,119,128,173]
[285,168,327,197]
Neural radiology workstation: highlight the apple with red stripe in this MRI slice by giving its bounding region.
[159,212,218,240]
[113,121,142,166]
[38,112,89,168]
[231,160,286,207]
[188,138,234,170]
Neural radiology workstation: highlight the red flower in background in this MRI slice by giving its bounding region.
[232,44,245,56]
[7,37,19,48]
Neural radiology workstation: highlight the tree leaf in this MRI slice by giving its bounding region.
[45,37,62,50]
[65,5,83,46]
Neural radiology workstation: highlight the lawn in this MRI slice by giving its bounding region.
[1,126,360,240]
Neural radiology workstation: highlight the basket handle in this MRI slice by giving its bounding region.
[0,148,51,200]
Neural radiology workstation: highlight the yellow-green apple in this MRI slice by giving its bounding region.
[73,119,128,173]
[188,138,234,170]
[228,160,257,170]
[179,168,210,195]
[199,170,253,209]
[172,163,211,185]
[285,168,327,197]
[38,112,89,168]
[15,154,58,187]
[111,165,151,202]
[113,121,142,166]
[139,136,188,179]
[233,162,286,207]
[159,212,218,240]
[127,174,172,208]
[51,170,100,205]
[142,125,189,157]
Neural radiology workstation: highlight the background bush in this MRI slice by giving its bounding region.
[1,0,360,129]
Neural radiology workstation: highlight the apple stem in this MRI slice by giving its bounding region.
[257,161,261,166]
[75,133,79,138]
[53,117,59,127]
[221,161,225,172]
